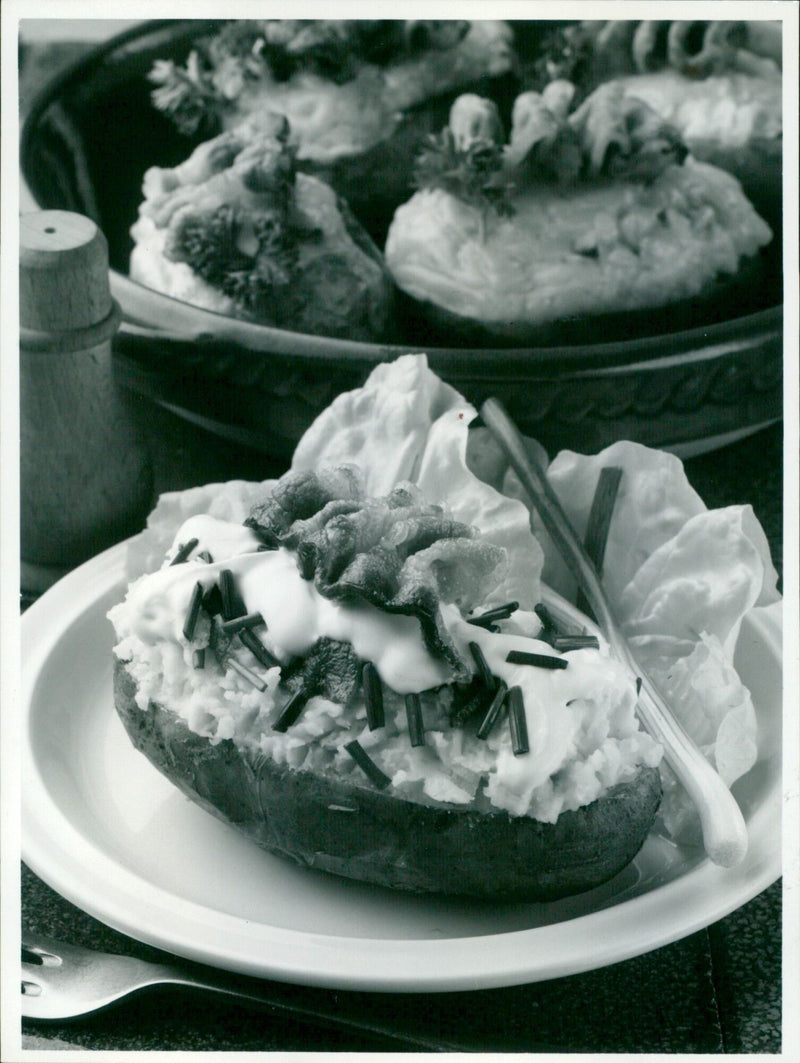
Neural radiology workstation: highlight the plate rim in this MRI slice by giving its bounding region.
[21,539,782,992]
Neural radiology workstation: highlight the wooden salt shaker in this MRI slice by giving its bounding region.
[20,210,153,593]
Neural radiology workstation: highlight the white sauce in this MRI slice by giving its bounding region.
[111,515,662,819]
[125,515,451,694]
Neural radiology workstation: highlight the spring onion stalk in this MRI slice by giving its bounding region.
[480,397,748,868]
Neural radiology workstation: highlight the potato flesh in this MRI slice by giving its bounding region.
[115,658,662,900]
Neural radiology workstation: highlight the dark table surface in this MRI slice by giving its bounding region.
[16,27,784,1057]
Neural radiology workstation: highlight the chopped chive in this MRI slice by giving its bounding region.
[228,657,267,692]
[577,465,623,616]
[197,550,214,563]
[506,649,568,670]
[296,542,317,580]
[469,642,496,688]
[467,601,519,627]
[636,676,642,696]
[362,662,385,730]
[254,528,280,550]
[219,568,246,621]
[272,689,307,732]
[476,680,508,740]
[466,617,501,631]
[238,628,279,669]
[170,538,199,565]
[220,611,264,635]
[507,686,530,755]
[201,583,223,617]
[405,693,425,747]
[533,603,560,642]
[344,740,391,789]
[584,466,623,571]
[552,635,600,652]
[182,582,204,641]
[192,648,206,669]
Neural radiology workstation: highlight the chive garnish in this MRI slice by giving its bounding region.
[182,582,204,641]
[636,676,642,696]
[466,617,501,632]
[476,679,508,740]
[228,658,267,692]
[405,693,425,747]
[272,689,307,732]
[220,611,265,635]
[192,648,205,669]
[507,686,530,755]
[344,740,391,789]
[197,550,214,563]
[170,538,200,565]
[219,569,235,619]
[238,628,279,669]
[552,635,600,652]
[296,541,317,580]
[577,465,623,616]
[362,662,385,730]
[219,568,247,621]
[201,583,223,616]
[254,528,280,550]
[533,603,560,642]
[467,601,519,627]
[469,642,496,688]
[506,649,568,670]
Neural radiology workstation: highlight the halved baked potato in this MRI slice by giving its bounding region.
[109,458,664,902]
[148,19,517,235]
[384,85,773,346]
[129,115,395,340]
[114,659,662,901]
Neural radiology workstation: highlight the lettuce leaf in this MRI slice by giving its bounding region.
[620,505,779,658]
[646,633,759,843]
[292,354,545,608]
[124,355,779,849]
[125,479,270,577]
[536,437,778,846]
[540,440,707,603]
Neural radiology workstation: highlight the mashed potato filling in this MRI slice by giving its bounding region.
[225,21,514,163]
[109,514,662,823]
[385,156,772,325]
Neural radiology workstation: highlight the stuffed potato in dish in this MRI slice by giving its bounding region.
[529,19,782,210]
[384,84,773,343]
[109,356,778,900]
[148,19,516,227]
[129,113,394,340]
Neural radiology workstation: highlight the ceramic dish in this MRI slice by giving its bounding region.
[21,539,782,991]
[20,19,783,460]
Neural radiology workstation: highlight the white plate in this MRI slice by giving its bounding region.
[21,541,782,992]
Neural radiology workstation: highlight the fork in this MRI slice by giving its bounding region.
[21,934,453,1051]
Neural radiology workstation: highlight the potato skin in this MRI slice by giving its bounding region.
[114,658,661,901]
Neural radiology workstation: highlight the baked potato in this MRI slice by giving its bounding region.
[109,459,664,902]
[147,19,516,236]
[110,355,776,898]
[527,19,782,218]
[114,657,661,901]
[129,115,394,340]
[384,85,773,346]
